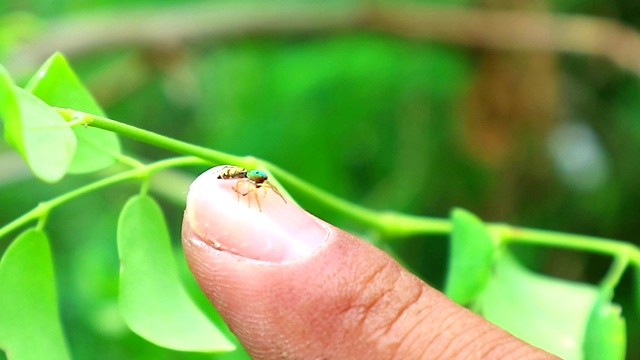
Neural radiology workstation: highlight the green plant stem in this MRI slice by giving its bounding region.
[0,156,206,240]
[57,108,242,166]
[500,225,640,267]
[266,162,452,237]
[53,108,640,268]
[117,154,147,169]
[0,206,45,240]
[599,256,629,296]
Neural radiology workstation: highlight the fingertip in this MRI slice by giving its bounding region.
[184,166,328,262]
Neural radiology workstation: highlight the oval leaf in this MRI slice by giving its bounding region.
[477,252,600,360]
[444,208,495,304]
[0,228,70,360]
[0,67,77,183]
[117,194,234,352]
[0,65,21,150]
[584,296,626,360]
[13,86,77,182]
[27,52,121,173]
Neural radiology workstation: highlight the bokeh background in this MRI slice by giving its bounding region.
[1,0,640,358]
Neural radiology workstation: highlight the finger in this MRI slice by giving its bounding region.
[182,167,557,359]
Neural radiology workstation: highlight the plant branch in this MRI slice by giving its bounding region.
[6,3,640,76]
[599,256,630,296]
[57,108,242,165]
[500,225,640,267]
[0,156,206,241]
[266,161,452,237]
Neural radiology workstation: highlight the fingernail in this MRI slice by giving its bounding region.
[183,166,329,262]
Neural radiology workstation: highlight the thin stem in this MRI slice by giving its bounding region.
[35,211,48,231]
[500,225,640,266]
[57,108,242,166]
[600,256,629,296]
[0,156,207,241]
[117,154,146,169]
[0,207,44,240]
[266,161,452,237]
[46,166,139,209]
[139,180,149,196]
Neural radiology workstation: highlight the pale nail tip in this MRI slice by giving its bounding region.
[189,166,218,192]
[187,165,330,263]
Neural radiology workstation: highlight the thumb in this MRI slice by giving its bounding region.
[182,166,556,359]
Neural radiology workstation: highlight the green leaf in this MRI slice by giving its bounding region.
[444,208,495,304]
[0,68,76,182]
[583,296,626,360]
[477,253,599,360]
[117,194,234,352]
[635,266,640,314]
[0,66,21,150]
[0,228,70,360]
[26,52,120,173]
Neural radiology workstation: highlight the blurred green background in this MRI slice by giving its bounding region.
[1,0,640,358]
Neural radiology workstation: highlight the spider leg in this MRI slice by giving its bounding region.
[253,187,262,212]
[233,179,247,199]
[233,179,255,207]
[232,182,241,202]
[265,182,287,203]
[231,178,283,211]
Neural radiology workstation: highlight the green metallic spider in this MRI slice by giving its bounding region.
[218,166,286,211]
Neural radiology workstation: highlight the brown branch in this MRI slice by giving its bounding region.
[366,5,640,73]
[5,3,640,76]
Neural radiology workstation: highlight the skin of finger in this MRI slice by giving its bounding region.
[185,171,326,262]
[182,220,558,359]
